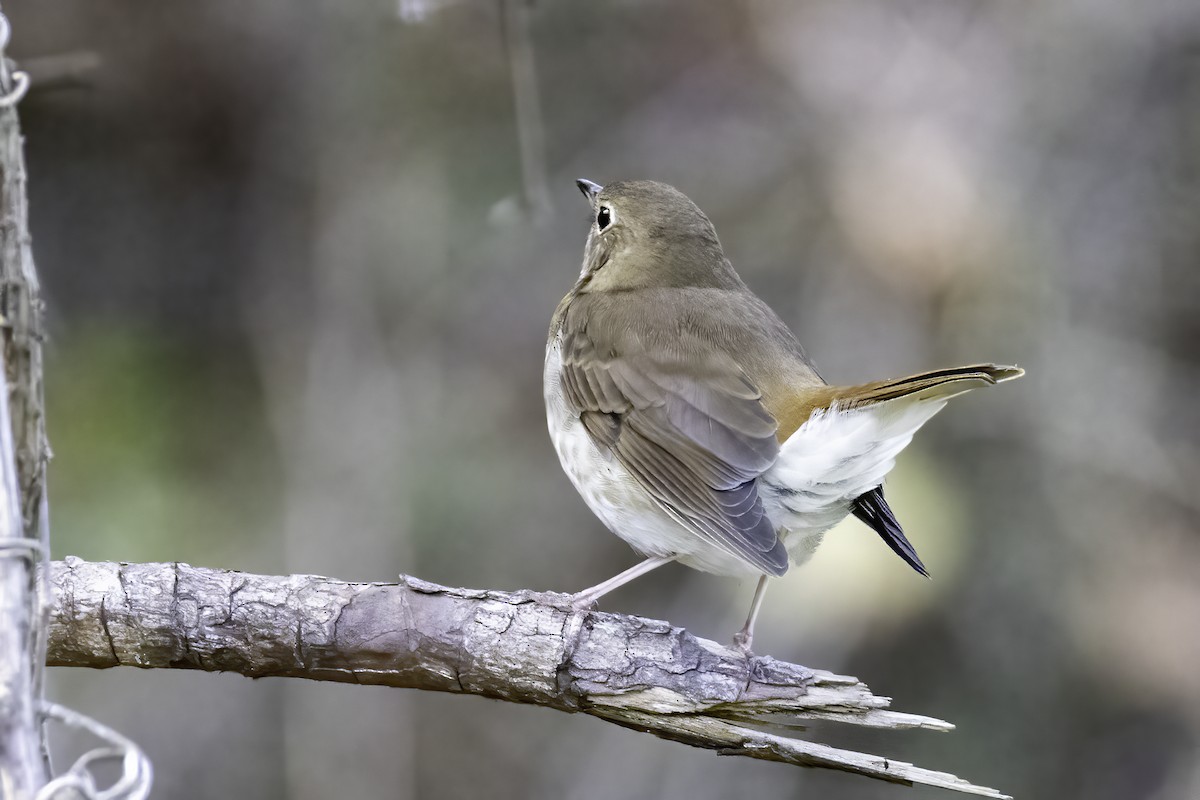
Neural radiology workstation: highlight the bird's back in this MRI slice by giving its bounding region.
[561,285,826,435]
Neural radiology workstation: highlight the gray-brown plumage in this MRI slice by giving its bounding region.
[544,178,1022,651]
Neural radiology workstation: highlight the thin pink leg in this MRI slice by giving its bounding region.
[571,556,674,610]
[732,575,770,654]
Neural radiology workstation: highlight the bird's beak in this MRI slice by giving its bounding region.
[576,178,603,204]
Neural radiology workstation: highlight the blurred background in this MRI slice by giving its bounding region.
[10,0,1200,797]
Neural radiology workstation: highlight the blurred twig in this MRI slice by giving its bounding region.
[23,51,101,93]
[501,0,552,222]
[47,559,1009,799]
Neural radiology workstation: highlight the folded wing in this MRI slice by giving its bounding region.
[558,303,790,577]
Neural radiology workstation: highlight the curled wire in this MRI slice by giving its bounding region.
[0,70,30,106]
[0,9,30,106]
[36,702,154,800]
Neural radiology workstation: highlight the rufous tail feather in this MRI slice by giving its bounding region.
[775,364,1023,440]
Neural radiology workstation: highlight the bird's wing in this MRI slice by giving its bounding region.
[558,300,789,576]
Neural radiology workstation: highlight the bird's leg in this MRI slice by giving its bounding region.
[732,575,771,655]
[571,556,674,610]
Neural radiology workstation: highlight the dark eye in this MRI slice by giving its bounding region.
[596,206,612,230]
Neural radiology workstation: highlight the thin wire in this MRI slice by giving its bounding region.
[0,537,45,559]
[32,495,53,775]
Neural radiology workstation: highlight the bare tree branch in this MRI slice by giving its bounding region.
[47,559,1010,799]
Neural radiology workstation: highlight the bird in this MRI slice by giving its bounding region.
[544,178,1022,653]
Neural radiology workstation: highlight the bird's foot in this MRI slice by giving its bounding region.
[731,629,755,657]
[569,592,599,612]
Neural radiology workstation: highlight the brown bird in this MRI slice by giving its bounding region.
[544,179,1022,652]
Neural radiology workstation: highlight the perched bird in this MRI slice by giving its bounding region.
[544,178,1022,652]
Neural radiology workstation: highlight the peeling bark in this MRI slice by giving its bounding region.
[47,559,1009,798]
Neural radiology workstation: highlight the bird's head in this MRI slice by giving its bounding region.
[574,179,739,292]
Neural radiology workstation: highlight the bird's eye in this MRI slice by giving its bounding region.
[596,205,612,231]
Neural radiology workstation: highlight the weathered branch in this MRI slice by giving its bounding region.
[47,559,1009,799]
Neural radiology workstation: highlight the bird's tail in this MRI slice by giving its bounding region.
[764,363,1022,575]
[827,364,1024,408]
[773,364,1023,441]
[851,486,928,577]
[822,364,1021,576]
